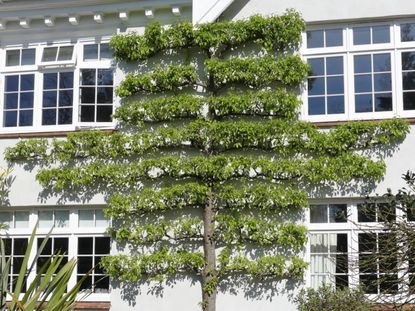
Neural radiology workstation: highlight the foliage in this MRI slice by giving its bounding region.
[0,225,88,311]
[295,285,372,311]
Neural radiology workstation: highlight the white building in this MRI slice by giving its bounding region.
[0,0,414,310]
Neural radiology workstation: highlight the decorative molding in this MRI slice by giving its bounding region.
[172,6,181,16]
[44,16,54,27]
[145,8,154,19]
[19,17,29,28]
[68,15,78,25]
[93,12,103,23]
[119,11,129,21]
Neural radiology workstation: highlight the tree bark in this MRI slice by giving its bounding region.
[202,187,216,311]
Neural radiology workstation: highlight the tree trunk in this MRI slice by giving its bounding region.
[202,187,216,311]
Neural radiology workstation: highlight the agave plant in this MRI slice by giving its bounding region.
[0,223,89,311]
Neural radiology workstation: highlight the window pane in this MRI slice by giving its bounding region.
[55,210,69,228]
[81,69,96,85]
[358,203,376,222]
[326,56,343,75]
[58,108,72,125]
[80,105,95,122]
[78,257,92,273]
[355,94,373,113]
[14,238,28,255]
[42,47,58,62]
[21,75,34,91]
[373,26,390,44]
[43,91,57,107]
[84,44,99,61]
[95,276,110,292]
[374,93,392,111]
[5,94,18,109]
[100,43,112,59]
[353,27,370,45]
[311,234,328,253]
[360,274,378,294]
[403,92,415,110]
[308,97,325,115]
[95,210,108,227]
[308,58,324,76]
[97,87,113,103]
[327,76,343,94]
[6,50,20,66]
[59,90,73,107]
[60,72,74,89]
[19,110,33,126]
[79,210,94,227]
[402,52,415,70]
[4,111,17,127]
[334,234,348,252]
[42,109,56,125]
[325,29,342,47]
[57,46,74,61]
[373,53,391,72]
[327,96,344,114]
[96,105,112,122]
[401,23,415,42]
[359,233,377,252]
[329,204,347,223]
[0,212,12,228]
[403,72,415,90]
[98,69,113,85]
[354,55,371,73]
[38,238,52,255]
[15,211,29,228]
[38,211,53,228]
[307,30,324,48]
[43,73,57,90]
[308,77,324,95]
[95,237,110,254]
[374,73,391,92]
[78,237,93,254]
[80,87,95,103]
[20,92,34,109]
[21,49,36,65]
[5,76,19,92]
[54,238,68,254]
[355,74,372,93]
[310,205,327,223]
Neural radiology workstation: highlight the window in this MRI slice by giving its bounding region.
[41,45,74,63]
[401,23,415,42]
[310,233,348,289]
[3,238,28,292]
[357,203,395,222]
[401,51,415,110]
[306,28,343,48]
[38,210,70,228]
[42,72,74,125]
[80,69,113,122]
[77,236,110,292]
[353,53,392,113]
[310,204,347,223]
[37,237,69,273]
[6,48,35,67]
[83,43,112,61]
[307,56,344,115]
[0,211,29,228]
[4,74,34,127]
[353,25,390,45]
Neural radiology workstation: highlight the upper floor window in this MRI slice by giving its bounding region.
[353,25,390,45]
[41,45,74,63]
[306,29,343,48]
[6,48,35,67]
[83,43,112,61]
[401,23,415,42]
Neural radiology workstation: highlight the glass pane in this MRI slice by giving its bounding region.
[0,212,12,228]
[80,87,95,103]
[81,69,96,85]
[403,91,415,110]
[326,56,343,75]
[80,105,95,122]
[58,108,72,125]
[42,109,56,125]
[95,276,110,292]
[100,43,112,59]
[5,94,18,109]
[401,23,415,42]
[54,238,68,254]
[21,49,35,65]
[378,203,395,222]
[373,53,391,72]
[334,234,348,252]
[59,90,73,107]
[360,274,378,294]
[38,238,51,255]
[43,91,57,107]
[95,256,105,274]
[354,74,372,93]
[42,47,58,62]
[95,210,108,227]
[43,73,57,90]
[78,237,93,254]
[374,73,391,92]
[402,52,415,70]
[355,94,373,113]
[15,211,29,228]
[98,69,113,85]
[329,204,347,223]
[78,257,92,273]
[372,25,390,44]
[308,58,324,76]
[4,111,17,127]
[336,275,348,289]
[84,44,99,61]
[327,96,344,114]
[78,276,92,290]
[325,29,342,47]
[95,237,110,254]
[96,105,112,122]
[374,93,392,111]
[57,46,74,61]
[307,30,324,48]
[327,76,343,94]
[14,238,28,255]
[310,205,327,223]
[38,211,53,228]
[6,50,20,66]
[19,110,33,126]
[380,274,398,294]
[97,87,113,103]
[59,72,74,89]
[403,72,415,90]
[79,210,94,227]
[358,203,376,222]
[359,233,377,252]
[308,97,325,115]
[353,27,370,45]
[20,92,34,109]
[55,210,69,228]
[21,74,34,91]
[310,233,328,253]
[308,77,324,95]
[5,75,19,92]
[354,55,371,73]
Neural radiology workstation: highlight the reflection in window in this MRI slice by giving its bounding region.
[6,49,36,66]
[83,43,112,61]
[307,56,344,115]
[42,72,74,125]
[357,203,395,222]
[310,204,347,223]
[401,23,415,42]
[77,236,110,292]
[4,74,35,127]
[310,233,348,289]
[80,69,113,122]
[353,25,390,45]
[307,29,343,48]
[354,53,392,113]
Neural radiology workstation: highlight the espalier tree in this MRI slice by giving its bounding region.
[4,10,410,311]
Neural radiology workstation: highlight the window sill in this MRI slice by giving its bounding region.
[0,128,115,139]
[313,116,415,127]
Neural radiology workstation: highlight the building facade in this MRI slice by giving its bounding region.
[0,0,414,310]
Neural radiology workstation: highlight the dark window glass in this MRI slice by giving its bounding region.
[378,203,396,222]
[78,257,92,273]
[78,276,92,290]
[20,92,34,108]
[326,76,344,94]
[4,111,17,127]
[354,74,372,93]
[6,50,20,66]
[329,204,347,223]
[59,90,73,106]
[100,43,112,59]
[5,76,19,92]
[335,234,348,252]
[21,74,34,91]
[359,233,377,252]
[374,73,391,92]
[402,52,415,70]
[84,44,99,61]
[401,23,415,42]
[42,109,56,125]
[355,94,372,112]
[360,274,378,294]
[354,55,371,73]
[308,58,324,76]
[374,93,392,111]
[336,275,348,289]
[80,105,95,122]
[97,106,113,122]
[97,87,113,103]
[327,96,344,114]
[373,53,391,72]
[372,25,390,44]
[21,49,35,65]
[19,110,33,126]
[353,27,371,45]
[58,108,72,124]
[308,77,325,95]
[44,73,57,90]
[81,69,96,85]
[403,72,415,90]
[358,203,376,222]
[308,97,325,115]
[60,72,74,89]
[403,92,415,110]
[98,69,113,85]
[95,237,110,254]
[78,237,93,254]
[326,56,343,75]
[325,29,343,47]
[310,205,327,223]
[14,238,28,255]
[5,94,18,109]
[80,87,95,103]
[307,30,324,48]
